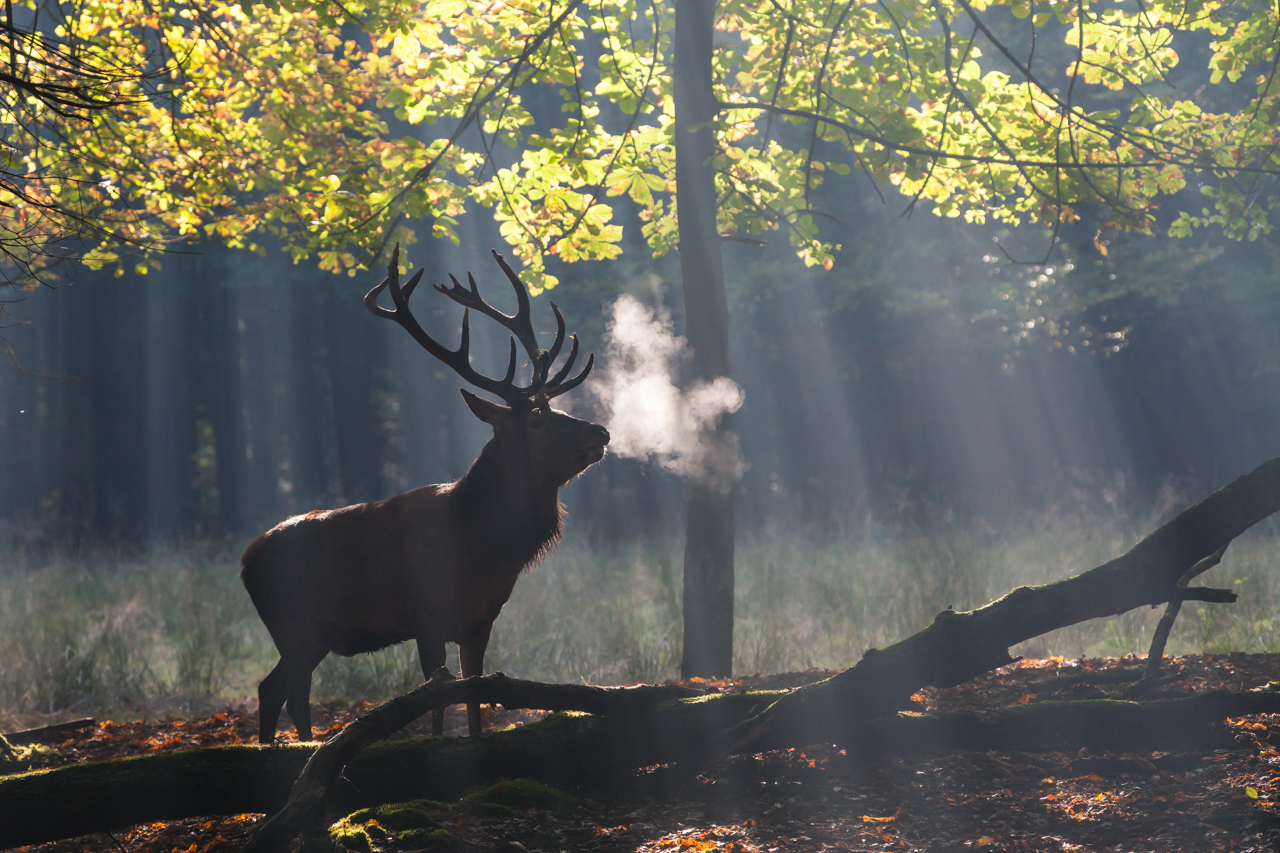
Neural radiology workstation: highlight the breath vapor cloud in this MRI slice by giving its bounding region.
[587,294,745,480]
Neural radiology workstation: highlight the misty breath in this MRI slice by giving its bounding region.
[586,294,744,480]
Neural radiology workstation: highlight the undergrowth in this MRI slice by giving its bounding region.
[1,502,1277,725]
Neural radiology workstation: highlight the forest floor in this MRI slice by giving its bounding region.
[6,654,1280,853]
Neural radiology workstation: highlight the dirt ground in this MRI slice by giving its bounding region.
[7,654,1280,853]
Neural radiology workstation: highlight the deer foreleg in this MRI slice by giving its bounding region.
[417,638,447,736]
[257,660,290,744]
[458,624,492,736]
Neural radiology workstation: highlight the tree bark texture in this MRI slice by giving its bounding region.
[675,0,736,679]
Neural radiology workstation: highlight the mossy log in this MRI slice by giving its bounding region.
[4,456,1280,850]
[240,672,706,853]
[855,690,1280,757]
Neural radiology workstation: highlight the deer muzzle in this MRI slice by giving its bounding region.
[582,424,610,464]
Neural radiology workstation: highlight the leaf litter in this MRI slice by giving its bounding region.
[7,653,1280,853]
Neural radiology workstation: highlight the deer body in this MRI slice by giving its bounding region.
[243,247,607,744]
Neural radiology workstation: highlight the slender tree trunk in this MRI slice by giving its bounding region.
[145,257,200,539]
[675,0,735,678]
[195,255,246,537]
[287,275,333,507]
[89,274,148,543]
[47,280,95,536]
[322,282,384,505]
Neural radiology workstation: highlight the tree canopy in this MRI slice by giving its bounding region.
[5,0,1278,288]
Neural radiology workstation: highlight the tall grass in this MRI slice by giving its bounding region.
[1,503,1278,725]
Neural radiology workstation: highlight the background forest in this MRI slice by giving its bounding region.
[0,0,1278,724]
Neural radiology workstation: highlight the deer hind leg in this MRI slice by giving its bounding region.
[416,638,447,736]
[458,623,493,736]
[284,647,327,742]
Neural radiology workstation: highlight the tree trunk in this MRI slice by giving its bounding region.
[89,273,149,542]
[145,256,200,539]
[195,254,246,537]
[322,280,385,505]
[287,274,334,508]
[675,0,736,679]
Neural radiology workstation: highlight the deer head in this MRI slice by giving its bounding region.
[365,245,609,489]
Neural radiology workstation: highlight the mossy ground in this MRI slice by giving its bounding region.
[318,781,575,852]
[0,734,70,773]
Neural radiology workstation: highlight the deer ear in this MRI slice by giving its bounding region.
[460,388,508,425]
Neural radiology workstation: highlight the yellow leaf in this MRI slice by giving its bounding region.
[393,33,421,63]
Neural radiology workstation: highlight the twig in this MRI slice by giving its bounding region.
[1143,544,1229,679]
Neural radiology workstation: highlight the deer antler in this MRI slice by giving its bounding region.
[365,245,594,405]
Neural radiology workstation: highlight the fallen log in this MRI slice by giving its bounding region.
[1,718,96,746]
[702,457,1280,761]
[240,670,703,853]
[851,689,1280,757]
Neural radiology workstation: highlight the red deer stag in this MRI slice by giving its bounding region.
[241,245,609,743]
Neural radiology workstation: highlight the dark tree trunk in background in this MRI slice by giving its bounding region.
[322,283,384,505]
[288,276,334,506]
[675,0,736,678]
[196,265,246,537]
[236,262,295,530]
[44,282,92,535]
[145,260,200,539]
[89,276,148,542]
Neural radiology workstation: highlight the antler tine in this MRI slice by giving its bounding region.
[429,258,540,363]
[365,245,443,359]
[402,269,424,301]
[545,302,568,367]
[452,311,525,405]
[544,352,595,399]
[501,337,518,385]
[546,333,580,387]
[366,245,523,406]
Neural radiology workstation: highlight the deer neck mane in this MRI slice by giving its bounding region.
[452,436,564,567]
